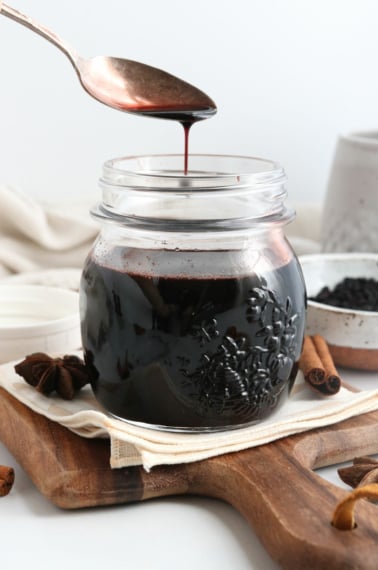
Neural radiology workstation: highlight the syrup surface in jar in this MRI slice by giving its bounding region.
[80,248,306,430]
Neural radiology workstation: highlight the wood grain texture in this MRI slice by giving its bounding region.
[0,388,144,507]
[1,386,378,569]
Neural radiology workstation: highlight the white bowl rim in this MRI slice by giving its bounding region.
[0,284,79,336]
[299,251,378,263]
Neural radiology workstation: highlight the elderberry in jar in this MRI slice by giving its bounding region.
[80,155,306,431]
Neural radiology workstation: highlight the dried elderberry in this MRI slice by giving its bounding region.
[310,277,378,311]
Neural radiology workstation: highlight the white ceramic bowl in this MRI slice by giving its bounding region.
[299,253,378,370]
[0,285,81,364]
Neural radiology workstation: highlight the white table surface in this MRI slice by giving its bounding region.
[1,368,377,570]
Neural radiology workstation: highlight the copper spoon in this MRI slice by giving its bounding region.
[0,3,216,119]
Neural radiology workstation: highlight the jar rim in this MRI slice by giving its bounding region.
[95,153,293,233]
[101,153,286,190]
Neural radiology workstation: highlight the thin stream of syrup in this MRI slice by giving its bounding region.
[182,121,191,175]
[180,115,205,174]
[138,106,216,174]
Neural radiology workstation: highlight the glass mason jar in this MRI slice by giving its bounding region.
[80,154,306,432]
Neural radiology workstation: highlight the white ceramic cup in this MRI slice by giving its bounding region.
[321,130,378,252]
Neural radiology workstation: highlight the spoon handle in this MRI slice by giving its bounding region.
[0,3,79,67]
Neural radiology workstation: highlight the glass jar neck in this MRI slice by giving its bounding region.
[92,154,294,234]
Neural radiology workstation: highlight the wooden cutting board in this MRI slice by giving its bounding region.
[1,386,378,570]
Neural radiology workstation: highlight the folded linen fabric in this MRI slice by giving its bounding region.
[1,358,378,471]
[0,185,97,278]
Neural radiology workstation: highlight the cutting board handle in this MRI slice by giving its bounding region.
[176,412,378,570]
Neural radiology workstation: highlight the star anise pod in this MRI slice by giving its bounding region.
[338,456,378,488]
[14,352,90,400]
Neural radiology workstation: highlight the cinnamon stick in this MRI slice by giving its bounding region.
[299,336,325,384]
[299,335,341,395]
[0,465,15,497]
[312,334,341,394]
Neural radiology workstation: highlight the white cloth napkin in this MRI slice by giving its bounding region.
[1,358,378,471]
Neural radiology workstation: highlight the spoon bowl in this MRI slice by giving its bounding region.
[76,55,216,118]
[1,3,216,118]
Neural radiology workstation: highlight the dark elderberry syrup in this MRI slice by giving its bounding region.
[138,107,213,174]
[81,249,306,430]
